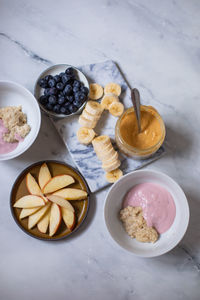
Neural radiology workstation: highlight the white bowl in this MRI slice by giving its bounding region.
[0,81,41,161]
[34,64,89,118]
[104,170,189,257]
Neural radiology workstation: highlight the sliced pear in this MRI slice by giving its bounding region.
[47,195,74,212]
[61,207,76,231]
[38,163,52,190]
[37,208,51,233]
[53,188,87,200]
[19,207,41,219]
[13,195,45,208]
[49,203,61,236]
[26,173,42,195]
[42,175,75,194]
[28,202,51,229]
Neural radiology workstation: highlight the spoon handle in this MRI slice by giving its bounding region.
[131,88,141,133]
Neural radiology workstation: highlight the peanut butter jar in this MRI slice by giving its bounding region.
[115,105,166,159]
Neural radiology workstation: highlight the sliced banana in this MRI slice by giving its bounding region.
[101,151,118,164]
[97,148,116,161]
[102,159,121,172]
[79,115,97,128]
[85,101,103,115]
[82,109,100,122]
[101,94,119,110]
[92,135,111,149]
[109,102,124,117]
[89,83,104,100]
[77,127,96,145]
[105,169,123,183]
[94,142,112,155]
[104,83,121,96]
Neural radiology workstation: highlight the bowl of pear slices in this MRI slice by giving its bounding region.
[10,160,90,240]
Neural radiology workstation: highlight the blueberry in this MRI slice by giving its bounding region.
[54,75,61,83]
[44,88,50,96]
[59,72,65,77]
[73,80,81,88]
[56,82,64,90]
[44,75,53,81]
[80,93,86,102]
[45,103,53,111]
[38,78,48,88]
[68,104,77,113]
[66,95,74,103]
[74,100,82,108]
[48,79,56,88]
[81,86,89,95]
[48,87,57,95]
[65,67,74,75]
[53,104,61,114]
[48,95,57,105]
[58,96,65,105]
[39,95,48,105]
[63,84,72,96]
[58,91,65,98]
[74,91,81,101]
[62,74,73,85]
[59,106,67,114]
[73,86,79,93]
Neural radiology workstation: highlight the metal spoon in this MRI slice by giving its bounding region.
[131,88,141,133]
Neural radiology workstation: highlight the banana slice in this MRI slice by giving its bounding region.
[105,169,123,183]
[92,135,111,149]
[89,83,104,100]
[109,102,124,117]
[101,94,119,110]
[102,159,121,172]
[77,127,96,145]
[85,101,103,115]
[104,83,121,96]
[82,109,100,122]
[97,148,116,161]
[101,151,118,164]
[94,142,112,155]
[79,115,97,128]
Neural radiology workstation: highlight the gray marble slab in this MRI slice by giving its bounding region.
[51,60,165,192]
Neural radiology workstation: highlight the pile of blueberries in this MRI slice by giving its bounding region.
[38,67,89,115]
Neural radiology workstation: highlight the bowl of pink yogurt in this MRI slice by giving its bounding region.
[104,170,189,257]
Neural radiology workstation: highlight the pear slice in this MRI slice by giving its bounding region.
[38,163,52,190]
[42,175,75,194]
[19,207,41,219]
[61,207,76,231]
[28,202,51,229]
[14,195,45,208]
[37,208,51,233]
[26,173,42,195]
[49,203,61,236]
[53,188,87,200]
[47,195,74,212]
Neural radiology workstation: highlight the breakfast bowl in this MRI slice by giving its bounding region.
[34,64,89,118]
[10,160,90,240]
[0,81,41,161]
[104,170,189,257]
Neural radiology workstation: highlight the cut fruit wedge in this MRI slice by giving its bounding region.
[13,195,45,208]
[42,174,75,194]
[28,202,51,229]
[19,207,41,219]
[61,207,76,231]
[47,195,75,212]
[37,209,51,233]
[38,163,51,190]
[49,203,61,236]
[53,188,88,200]
[26,173,42,196]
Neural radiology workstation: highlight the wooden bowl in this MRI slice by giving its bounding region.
[10,160,90,240]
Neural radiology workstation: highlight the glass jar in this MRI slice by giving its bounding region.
[115,105,166,159]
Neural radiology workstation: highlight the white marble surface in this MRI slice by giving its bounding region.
[0,0,200,299]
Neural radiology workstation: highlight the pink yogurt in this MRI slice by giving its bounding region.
[123,182,176,234]
[0,119,19,154]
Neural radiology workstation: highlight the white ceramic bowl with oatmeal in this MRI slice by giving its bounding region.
[0,81,41,160]
[104,170,189,257]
